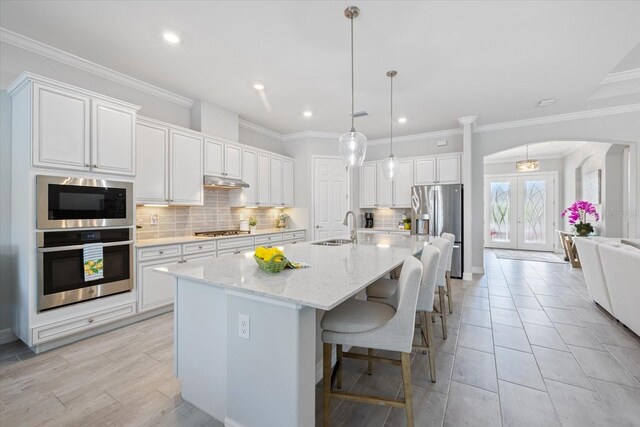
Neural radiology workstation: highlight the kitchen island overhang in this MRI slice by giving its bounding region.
[154,233,432,427]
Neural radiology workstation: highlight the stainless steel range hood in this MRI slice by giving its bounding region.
[203,175,249,189]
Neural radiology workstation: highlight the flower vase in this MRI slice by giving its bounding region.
[278,220,287,229]
[249,225,257,233]
[574,222,593,236]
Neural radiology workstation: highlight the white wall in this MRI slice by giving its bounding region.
[472,111,640,270]
[239,126,284,155]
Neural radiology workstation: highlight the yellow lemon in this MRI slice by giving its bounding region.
[255,247,267,259]
[264,248,285,262]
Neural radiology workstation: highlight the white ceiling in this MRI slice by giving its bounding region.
[1,1,640,138]
[484,141,588,163]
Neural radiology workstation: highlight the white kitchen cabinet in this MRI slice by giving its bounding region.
[204,139,224,176]
[224,144,242,179]
[437,155,461,183]
[12,75,139,175]
[204,139,242,179]
[170,130,203,205]
[218,246,254,256]
[136,121,169,204]
[32,83,91,171]
[91,99,136,175]
[257,153,271,207]
[360,163,377,208]
[270,157,283,207]
[414,158,436,185]
[376,162,392,208]
[183,253,217,263]
[230,148,258,207]
[137,257,181,312]
[392,160,414,208]
[283,159,294,207]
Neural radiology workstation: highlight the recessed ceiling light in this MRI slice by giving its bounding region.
[398,117,407,123]
[538,98,556,107]
[253,83,265,91]
[162,32,181,45]
[303,111,313,117]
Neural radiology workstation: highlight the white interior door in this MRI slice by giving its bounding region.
[485,173,555,251]
[313,157,349,240]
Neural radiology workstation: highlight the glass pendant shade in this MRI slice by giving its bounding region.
[382,155,398,180]
[516,159,540,172]
[338,130,367,168]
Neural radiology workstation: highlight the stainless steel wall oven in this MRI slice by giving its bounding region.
[37,228,133,311]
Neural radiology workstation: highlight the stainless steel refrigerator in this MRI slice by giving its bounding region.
[411,184,463,278]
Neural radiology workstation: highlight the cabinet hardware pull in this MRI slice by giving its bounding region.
[88,318,94,323]
[85,163,90,167]
[92,164,97,168]
[198,245,202,249]
[159,250,164,254]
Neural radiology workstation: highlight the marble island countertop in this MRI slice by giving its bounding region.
[154,233,432,310]
[136,228,306,248]
[357,227,410,234]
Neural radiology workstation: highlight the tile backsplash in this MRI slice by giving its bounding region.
[136,188,289,240]
[361,208,410,229]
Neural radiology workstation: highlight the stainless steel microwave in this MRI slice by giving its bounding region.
[37,175,133,229]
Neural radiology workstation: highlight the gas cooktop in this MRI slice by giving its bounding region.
[193,230,250,238]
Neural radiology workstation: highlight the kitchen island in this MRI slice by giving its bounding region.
[155,232,432,427]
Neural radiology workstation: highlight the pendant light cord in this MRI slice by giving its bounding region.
[390,74,393,156]
[350,14,355,132]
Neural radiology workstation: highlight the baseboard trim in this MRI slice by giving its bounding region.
[472,267,485,275]
[462,272,474,281]
[0,328,18,345]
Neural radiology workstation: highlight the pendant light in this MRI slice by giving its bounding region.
[382,70,398,180]
[516,145,540,172]
[338,6,367,169]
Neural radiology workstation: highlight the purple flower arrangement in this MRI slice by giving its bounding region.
[562,200,599,235]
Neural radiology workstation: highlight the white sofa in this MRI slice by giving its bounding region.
[597,243,640,336]
[573,237,615,314]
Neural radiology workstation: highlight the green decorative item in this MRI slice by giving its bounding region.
[248,216,257,233]
[574,222,594,236]
[254,254,288,273]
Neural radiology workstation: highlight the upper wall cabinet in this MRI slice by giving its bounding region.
[282,159,294,207]
[414,158,436,185]
[8,73,139,176]
[436,155,461,184]
[136,118,203,206]
[204,139,242,179]
[270,156,283,206]
[393,160,414,208]
[360,163,377,208]
[257,153,271,207]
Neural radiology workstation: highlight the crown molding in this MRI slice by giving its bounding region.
[0,27,194,108]
[238,119,284,140]
[475,103,640,133]
[281,131,342,141]
[601,68,640,85]
[367,128,462,146]
[458,116,478,125]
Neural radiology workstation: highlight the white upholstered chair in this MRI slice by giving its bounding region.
[321,256,424,427]
[441,232,455,314]
[597,243,640,336]
[430,237,452,339]
[573,237,614,314]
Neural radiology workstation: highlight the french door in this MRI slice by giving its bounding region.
[485,173,555,251]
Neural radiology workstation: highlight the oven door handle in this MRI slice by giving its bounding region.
[37,240,134,253]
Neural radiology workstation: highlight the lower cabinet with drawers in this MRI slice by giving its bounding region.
[136,230,306,311]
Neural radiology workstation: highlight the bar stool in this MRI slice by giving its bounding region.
[430,237,452,339]
[441,232,455,314]
[321,256,424,427]
[363,246,440,382]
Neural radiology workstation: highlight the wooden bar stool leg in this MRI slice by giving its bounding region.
[400,352,415,427]
[424,312,436,383]
[367,348,373,375]
[446,272,453,314]
[419,311,428,354]
[439,287,448,339]
[336,345,343,389]
[323,343,332,427]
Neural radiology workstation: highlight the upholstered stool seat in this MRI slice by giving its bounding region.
[321,299,395,334]
[365,278,397,301]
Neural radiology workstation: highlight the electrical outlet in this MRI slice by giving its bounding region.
[239,314,250,339]
[150,214,158,225]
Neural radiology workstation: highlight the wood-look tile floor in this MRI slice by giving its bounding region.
[2,250,640,426]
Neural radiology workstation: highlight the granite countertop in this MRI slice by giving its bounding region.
[136,228,306,248]
[153,233,432,310]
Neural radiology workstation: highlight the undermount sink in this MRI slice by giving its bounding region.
[311,239,353,246]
